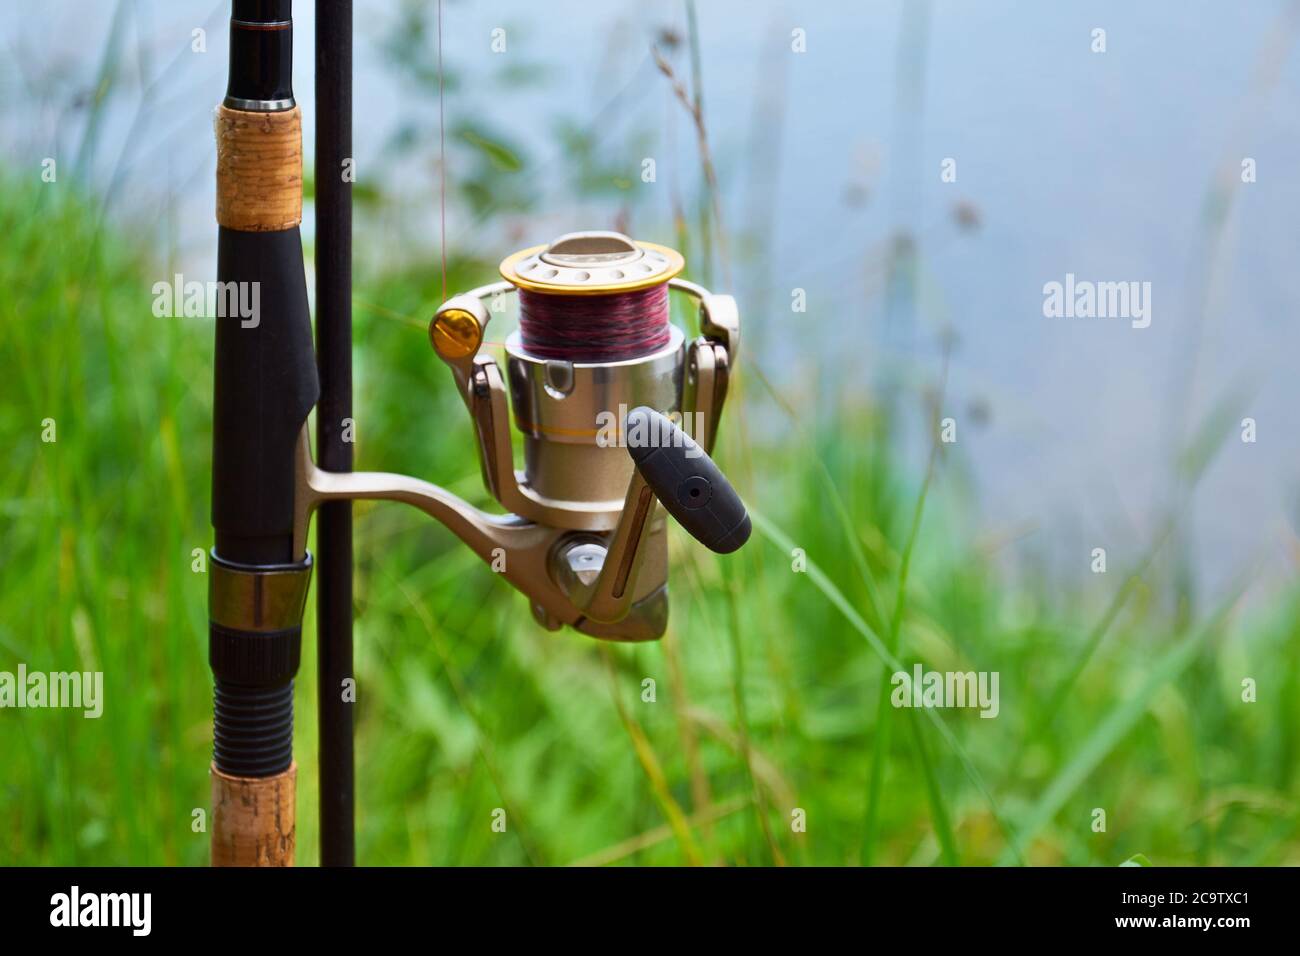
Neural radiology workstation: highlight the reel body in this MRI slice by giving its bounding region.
[294,231,746,641]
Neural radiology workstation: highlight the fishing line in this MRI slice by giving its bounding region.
[437,0,447,301]
[518,283,671,362]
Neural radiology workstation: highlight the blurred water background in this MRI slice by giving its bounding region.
[6,0,1297,603]
[5,0,1300,869]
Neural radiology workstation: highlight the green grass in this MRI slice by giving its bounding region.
[2,174,1299,866]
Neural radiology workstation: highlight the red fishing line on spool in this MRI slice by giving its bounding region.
[518,282,671,362]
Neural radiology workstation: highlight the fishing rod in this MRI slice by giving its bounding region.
[208,0,748,867]
[208,0,315,866]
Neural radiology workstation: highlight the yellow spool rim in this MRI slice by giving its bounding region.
[500,241,685,295]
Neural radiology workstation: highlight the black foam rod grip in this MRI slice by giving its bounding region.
[625,407,751,554]
[212,227,319,565]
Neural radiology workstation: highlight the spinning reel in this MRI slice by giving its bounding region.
[294,231,750,642]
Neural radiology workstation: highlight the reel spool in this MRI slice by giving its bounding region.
[509,231,679,361]
[292,230,747,643]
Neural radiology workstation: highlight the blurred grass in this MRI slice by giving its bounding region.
[2,170,1299,866]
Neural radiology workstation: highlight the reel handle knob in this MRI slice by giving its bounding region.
[625,407,751,554]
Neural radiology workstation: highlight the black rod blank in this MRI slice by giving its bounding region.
[315,0,356,867]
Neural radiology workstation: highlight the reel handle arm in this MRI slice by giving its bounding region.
[561,468,658,624]
[565,406,749,625]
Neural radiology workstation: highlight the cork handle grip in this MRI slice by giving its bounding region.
[215,104,303,232]
[211,762,297,866]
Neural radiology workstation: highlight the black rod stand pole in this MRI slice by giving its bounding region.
[315,0,355,867]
